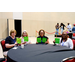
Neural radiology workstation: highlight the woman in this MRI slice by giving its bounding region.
[60,23,66,34]
[4,30,17,56]
[36,29,49,44]
[55,23,59,35]
[53,31,73,49]
[5,29,17,50]
[21,30,31,44]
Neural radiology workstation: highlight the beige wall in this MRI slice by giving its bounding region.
[0,12,13,39]
[0,12,75,39]
[22,12,75,36]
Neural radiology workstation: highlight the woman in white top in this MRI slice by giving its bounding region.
[53,31,73,49]
[21,30,31,44]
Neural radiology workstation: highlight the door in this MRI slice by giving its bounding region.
[14,20,22,37]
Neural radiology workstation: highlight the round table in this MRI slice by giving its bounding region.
[7,44,74,62]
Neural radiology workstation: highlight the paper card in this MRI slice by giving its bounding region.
[24,37,29,42]
[12,47,18,49]
[16,38,21,44]
[55,38,60,44]
[37,38,41,43]
[42,38,47,43]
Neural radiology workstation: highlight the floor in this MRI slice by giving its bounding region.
[0,34,55,58]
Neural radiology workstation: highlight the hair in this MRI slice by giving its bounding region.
[39,29,45,36]
[22,31,28,37]
[68,23,70,25]
[61,23,63,25]
[10,29,17,36]
[57,23,59,24]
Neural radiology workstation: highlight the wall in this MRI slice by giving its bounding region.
[13,12,22,19]
[22,12,75,36]
[0,12,13,39]
[0,12,75,39]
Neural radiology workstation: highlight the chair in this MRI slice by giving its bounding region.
[1,40,7,62]
[1,40,7,57]
[1,40,5,51]
[72,33,75,39]
[72,39,75,50]
[62,56,75,62]
[0,58,5,62]
[73,33,75,36]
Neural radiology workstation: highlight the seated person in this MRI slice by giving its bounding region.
[20,30,31,44]
[53,31,73,49]
[36,29,49,44]
[5,30,17,50]
[4,30,17,56]
[72,24,75,33]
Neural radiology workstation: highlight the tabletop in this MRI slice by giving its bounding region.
[7,44,74,62]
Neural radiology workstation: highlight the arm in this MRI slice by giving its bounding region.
[5,42,17,48]
[36,42,38,44]
[45,39,49,44]
[72,28,74,31]
[20,37,26,44]
[5,37,17,48]
[26,39,31,44]
[5,44,15,48]
[69,39,73,49]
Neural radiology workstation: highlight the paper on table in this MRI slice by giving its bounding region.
[12,47,18,49]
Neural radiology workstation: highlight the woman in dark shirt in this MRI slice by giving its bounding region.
[4,30,17,56]
[36,29,49,44]
[60,23,66,34]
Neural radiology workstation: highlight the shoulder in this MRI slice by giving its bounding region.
[5,36,11,40]
[67,38,72,42]
[37,36,40,38]
[5,36,11,43]
[63,24,65,26]
[55,25,57,26]
[44,36,48,39]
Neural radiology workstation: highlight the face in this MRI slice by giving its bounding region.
[62,32,67,39]
[23,32,27,37]
[68,23,69,25]
[57,23,59,26]
[40,31,44,37]
[11,32,16,37]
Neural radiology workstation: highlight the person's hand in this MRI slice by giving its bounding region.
[45,41,48,44]
[36,42,38,44]
[53,40,55,43]
[22,42,26,44]
[15,42,18,45]
[13,42,18,47]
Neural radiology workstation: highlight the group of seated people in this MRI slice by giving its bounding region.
[3,29,73,57]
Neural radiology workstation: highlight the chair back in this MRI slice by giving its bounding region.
[1,40,5,52]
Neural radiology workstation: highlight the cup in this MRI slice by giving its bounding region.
[21,44,24,49]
